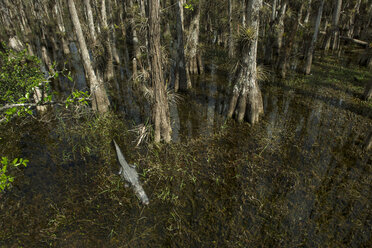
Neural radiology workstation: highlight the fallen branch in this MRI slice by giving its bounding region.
[340,36,368,47]
[319,31,368,47]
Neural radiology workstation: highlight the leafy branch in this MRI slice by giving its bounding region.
[0,156,28,191]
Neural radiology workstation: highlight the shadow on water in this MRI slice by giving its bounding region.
[265,79,372,120]
[0,54,371,247]
[174,63,229,142]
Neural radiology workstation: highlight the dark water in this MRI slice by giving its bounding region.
[0,56,371,247]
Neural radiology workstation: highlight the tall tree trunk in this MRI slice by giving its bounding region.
[271,0,277,21]
[347,0,361,38]
[360,1,372,40]
[175,0,188,92]
[304,0,312,24]
[101,0,114,82]
[68,0,110,113]
[228,0,234,58]
[148,0,171,143]
[331,0,342,50]
[275,0,288,53]
[34,37,50,114]
[227,0,263,124]
[186,0,203,82]
[322,0,342,51]
[84,0,97,43]
[102,0,122,104]
[111,22,120,65]
[129,0,148,82]
[304,0,325,75]
[54,1,70,55]
[264,0,288,65]
[241,0,246,27]
[263,0,277,64]
[118,2,132,79]
[277,2,304,78]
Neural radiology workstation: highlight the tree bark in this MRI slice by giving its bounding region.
[128,0,147,80]
[54,1,70,55]
[185,0,203,81]
[363,79,372,101]
[347,0,361,38]
[277,2,304,78]
[271,0,277,21]
[68,0,110,113]
[359,47,372,69]
[228,0,234,58]
[241,0,246,27]
[365,131,372,151]
[175,0,188,92]
[101,0,115,82]
[322,0,342,51]
[33,85,48,113]
[227,0,263,124]
[103,0,122,104]
[304,0,312,24]
[148,0,171,143]
[84,0,97,43]
[264,0,288,65]
[361,2,372,40]
[304,0,325,75]
[276,0,288,52]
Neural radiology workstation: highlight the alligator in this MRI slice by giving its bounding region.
[113,140,149,205]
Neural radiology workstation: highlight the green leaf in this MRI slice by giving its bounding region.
[5,107,17,116]
[1,157,8,166]
[22,159,29,166]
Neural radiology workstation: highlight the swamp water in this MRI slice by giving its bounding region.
[0,55,371,247]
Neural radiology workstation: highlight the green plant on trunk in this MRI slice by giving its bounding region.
[236,26,256,52]
[183,0,198,11]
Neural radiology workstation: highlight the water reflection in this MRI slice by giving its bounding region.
[170,104,180,142]
[305,102,323,150]
[176,64,226,141]
[206,63,217,135]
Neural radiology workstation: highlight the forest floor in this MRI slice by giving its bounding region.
[0,51,371,247]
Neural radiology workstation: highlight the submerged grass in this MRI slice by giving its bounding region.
[0,52,371,247]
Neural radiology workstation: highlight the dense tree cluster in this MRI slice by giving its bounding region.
[0,0,371,142]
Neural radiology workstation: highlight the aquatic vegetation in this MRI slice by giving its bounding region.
[0,53,371,247]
